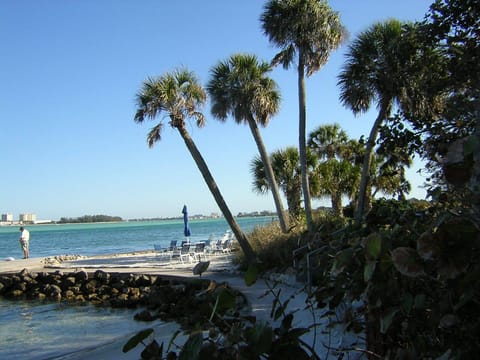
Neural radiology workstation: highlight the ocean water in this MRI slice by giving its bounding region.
[0,217,274,359]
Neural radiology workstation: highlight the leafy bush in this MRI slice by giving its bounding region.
[313,199,480,358]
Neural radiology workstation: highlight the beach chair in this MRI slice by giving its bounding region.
[212,230,231,253]
[154,240,177,261]
[191,242,208,261]
[178,243,192,264]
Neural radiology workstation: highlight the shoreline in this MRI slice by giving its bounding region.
[0,250,363,359]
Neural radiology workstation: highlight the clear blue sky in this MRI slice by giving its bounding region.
[1,1,432,221]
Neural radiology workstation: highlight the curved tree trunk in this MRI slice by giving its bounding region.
[247,117,289,233]
[355,107,388,223]
[298,55,314,233]
[177,126,256,263]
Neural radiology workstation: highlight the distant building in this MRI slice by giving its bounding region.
[1,213,13,222]
[19,213,37,223]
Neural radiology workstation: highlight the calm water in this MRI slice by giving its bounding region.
[0,217,274,359]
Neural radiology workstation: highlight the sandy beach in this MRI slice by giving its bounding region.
[0,251,364,359]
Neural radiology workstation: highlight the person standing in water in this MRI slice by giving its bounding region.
[19,226,30,259]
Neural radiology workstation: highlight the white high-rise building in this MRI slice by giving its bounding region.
[1,213,13,222]
[19,213,37,223]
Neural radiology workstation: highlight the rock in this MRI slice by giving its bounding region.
[63,277,77,288]
[134,309,156,321]
[74,270,89,282]
[94,270,110,283]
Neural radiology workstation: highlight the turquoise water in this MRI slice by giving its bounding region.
[0,216,275,259]
[0,217,274,359]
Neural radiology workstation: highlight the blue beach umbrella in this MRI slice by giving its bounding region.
[182,205,191,240]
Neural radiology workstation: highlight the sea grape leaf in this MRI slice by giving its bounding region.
[245,321,273,355]
[391,247,425,277]
[217,288,236,313]
[416,231,439,260]
[123,328,154,353]
[401,293,413,315]
[245,263,258,286]
[179,332,203,360]
[365,233,382,260]
[141,340,162,360]
[463,135,479,156]
[380,308,399,334]
[439,314,459,329]
[364,260,376,282]
[414,293,426,309]
[331,248,355,275]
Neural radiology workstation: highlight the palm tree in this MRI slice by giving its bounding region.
[338,19,413,222]
[251,146,320,219]
[308,123,358,217]
[261,0,347,233]
[134,68,256,263]
[207,54,290,233]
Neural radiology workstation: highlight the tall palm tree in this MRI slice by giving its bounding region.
[261,0,347,233]
[134,68,256,263]
[251,146,320,219]
[207,54,290,233]
[338,19,411,222]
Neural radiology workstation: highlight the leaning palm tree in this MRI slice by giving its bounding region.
[251,146,320,219]
[207,53,290,233]
[261,0,347,233]
[134,68,256,263]
[338,19,411,222]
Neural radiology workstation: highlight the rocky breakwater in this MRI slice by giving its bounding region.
[0,268,247,329]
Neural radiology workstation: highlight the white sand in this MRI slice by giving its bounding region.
[1,251,365,359]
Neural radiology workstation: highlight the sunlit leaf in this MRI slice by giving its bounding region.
[391,247,425,277]
[245,263,258,286]
[365,233,382,260]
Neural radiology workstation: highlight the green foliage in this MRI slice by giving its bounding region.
[123,328,154,353]
[125,278,320,359]
[58,214,123,223]
[313,198,480,358]
[237,220,304,272]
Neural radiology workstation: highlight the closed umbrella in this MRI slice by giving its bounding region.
[182,205,191,242]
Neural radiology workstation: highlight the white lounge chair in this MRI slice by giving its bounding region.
[154,240,177,260]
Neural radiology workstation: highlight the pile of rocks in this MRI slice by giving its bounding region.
[0,268,247,328]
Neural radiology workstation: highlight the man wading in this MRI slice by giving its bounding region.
[19,227,30,259]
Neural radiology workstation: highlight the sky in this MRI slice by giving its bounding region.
[1,0,433,221]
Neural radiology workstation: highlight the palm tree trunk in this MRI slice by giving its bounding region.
[355,107,388,223]
[177,126,256,263]
[472,98,480,219]
[298,54,314,233]
[331,191,343,218]
[247,117,289,233]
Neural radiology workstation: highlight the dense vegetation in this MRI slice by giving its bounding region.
[58,215,123,223]
[129,0,479,358]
